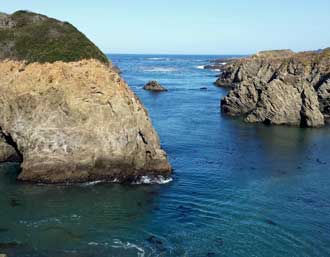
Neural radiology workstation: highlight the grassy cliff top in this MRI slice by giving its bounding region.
[0,10,108,64]
[254,49,294,58]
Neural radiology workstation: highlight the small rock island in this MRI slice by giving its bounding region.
[0,11,171,183]
[143,81,168,92]
[217,49,330,127]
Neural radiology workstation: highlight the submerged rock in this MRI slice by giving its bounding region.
[218,49,330,127]
[0,11,171,183]
[143,81,167,92]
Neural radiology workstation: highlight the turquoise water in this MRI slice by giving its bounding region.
[1,54,330,257]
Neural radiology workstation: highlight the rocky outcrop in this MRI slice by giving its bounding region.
[0,11,171,183]
[143,81,167,92]
[0,60,171,183]
[218,49,330,127]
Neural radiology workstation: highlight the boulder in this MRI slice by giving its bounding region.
[143,81,167,92]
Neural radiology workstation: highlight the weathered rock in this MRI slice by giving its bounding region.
[0,60,171,183]
[243,80,324,127]
[0,11,171,183]
[219,49,330,127]
[143,81,167,92]
[318,78,330,120]
[221,80,259,116]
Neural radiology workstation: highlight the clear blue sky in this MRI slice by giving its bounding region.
[2,0,330,55]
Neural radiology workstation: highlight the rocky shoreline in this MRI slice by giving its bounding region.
[0,11,171,183]
[215,49,330,127]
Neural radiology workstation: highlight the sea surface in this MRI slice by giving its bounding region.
[1,54,330,257]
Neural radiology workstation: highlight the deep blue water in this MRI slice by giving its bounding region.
[1,54,330,257]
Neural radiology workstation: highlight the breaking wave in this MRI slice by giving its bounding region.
[88,239,145,257]
[145,57,169,61]
[133,175,173,185]
[111,239,145,257]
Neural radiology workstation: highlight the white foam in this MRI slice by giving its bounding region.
[88,242,99,246]
[81,180,104,186]
[133,175,173,185]
[196,65,205,70]
[145,57,168,61]
[143,67,177,73]
[111,239,145,257]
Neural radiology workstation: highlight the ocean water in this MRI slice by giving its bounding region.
[1,54,330,257]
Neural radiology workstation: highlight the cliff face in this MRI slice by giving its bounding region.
[217,49,330,127]
[0,11,171,183]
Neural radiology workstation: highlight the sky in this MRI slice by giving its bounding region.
[2,0,330,55]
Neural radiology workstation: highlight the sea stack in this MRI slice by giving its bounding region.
[0,11,171,183]
[143,81,167,92]
[217,49,330,127]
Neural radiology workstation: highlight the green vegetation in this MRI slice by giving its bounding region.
[0,10,108,63]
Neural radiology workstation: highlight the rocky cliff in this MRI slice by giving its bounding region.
[0,11,171,183]
[217,49,330,127]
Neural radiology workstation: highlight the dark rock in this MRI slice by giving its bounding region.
[143,81,167,92]
[219,49,330,127]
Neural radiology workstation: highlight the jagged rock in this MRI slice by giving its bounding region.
[219,49,330,127]
[221,80,259,116]
[143,81,167,92]
[0,11,171,183]
[318,79,330,120]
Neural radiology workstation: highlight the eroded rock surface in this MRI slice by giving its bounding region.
[0,60,171,183]
[218,49,330,127]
